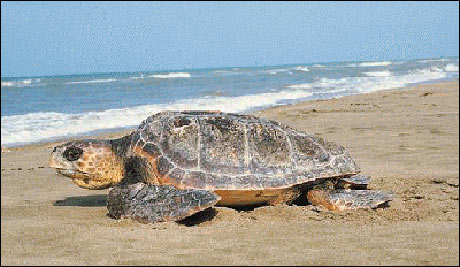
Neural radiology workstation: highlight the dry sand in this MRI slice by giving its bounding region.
[1,81,459,265]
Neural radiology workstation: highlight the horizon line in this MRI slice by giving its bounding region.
[1,55,459,80]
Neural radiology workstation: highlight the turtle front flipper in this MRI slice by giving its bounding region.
[307,189,393,211]
[107,183,220,223]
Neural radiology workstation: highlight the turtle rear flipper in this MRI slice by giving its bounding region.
[307,189,393,211]
[107,183,220,223]
[339,174,371,189]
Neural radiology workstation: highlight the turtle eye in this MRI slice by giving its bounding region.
[63,145,83,161]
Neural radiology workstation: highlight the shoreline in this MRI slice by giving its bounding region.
[2,79,458,151]
[2,80,459,265]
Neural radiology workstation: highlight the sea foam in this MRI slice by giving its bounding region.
[417,58,451,63]
[66,78,117,85]
[1,78,40,87]
[359,61,392,67]
[362,70,392,77]
[445,64,459,72]
[294,66,310,72]
[149,72,191,79]
[286,67,447,94]
[130,75,146,79]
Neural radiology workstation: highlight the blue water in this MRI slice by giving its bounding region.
[1,57,458,146]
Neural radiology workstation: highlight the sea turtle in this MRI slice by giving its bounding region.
[49,111,392,223]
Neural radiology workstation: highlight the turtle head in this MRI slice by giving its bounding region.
[49,139,125,189]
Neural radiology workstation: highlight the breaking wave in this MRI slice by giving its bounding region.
[359,61,392,67]
[286,67,447,93]
[66,78,117,85]
[149,72,191,79]
[445,64,459,72]
[1,78,41,87]
[1,89,313,146]
[294,66,310,72]
[362,70,392,77]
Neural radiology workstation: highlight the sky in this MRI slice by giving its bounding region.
[1,1,459,77]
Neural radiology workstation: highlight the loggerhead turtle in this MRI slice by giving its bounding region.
[49,111,392,223]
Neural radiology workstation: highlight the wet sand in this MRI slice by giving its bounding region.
[1,81,458,265]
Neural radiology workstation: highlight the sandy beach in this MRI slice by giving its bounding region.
[1,81,458,265]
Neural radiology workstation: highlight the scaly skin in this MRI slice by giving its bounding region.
[49,139,126,189]
[107,183,220,223]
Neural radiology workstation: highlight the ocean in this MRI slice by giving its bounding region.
[1,57,458,147]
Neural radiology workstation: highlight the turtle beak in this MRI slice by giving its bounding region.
[49,145,77,176]
[48,157,59,169]
[49,145,63,168]
[48,154,60,169]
